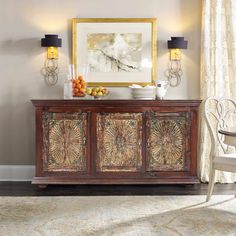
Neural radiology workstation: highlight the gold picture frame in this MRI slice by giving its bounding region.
[72,18,157,87]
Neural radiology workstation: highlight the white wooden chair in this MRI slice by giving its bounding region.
[204,97,236,201]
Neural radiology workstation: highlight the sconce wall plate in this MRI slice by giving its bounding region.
[170,48,181,60]
[47,47,58,59]
[41,34,62,85]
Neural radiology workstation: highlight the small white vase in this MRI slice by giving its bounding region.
[156,81,169,99]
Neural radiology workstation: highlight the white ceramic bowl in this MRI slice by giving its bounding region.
[130,87,156,100]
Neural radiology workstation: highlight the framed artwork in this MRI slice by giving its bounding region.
[72,18,157,86]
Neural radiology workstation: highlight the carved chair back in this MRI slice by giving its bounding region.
[204,97,236,159]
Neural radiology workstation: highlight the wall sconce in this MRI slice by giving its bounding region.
[166,37,188,87]
[41,34,62,85]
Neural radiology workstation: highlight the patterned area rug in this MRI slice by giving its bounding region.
[0,195,236,235]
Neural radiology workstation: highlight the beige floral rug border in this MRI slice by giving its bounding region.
[0,195,236,235]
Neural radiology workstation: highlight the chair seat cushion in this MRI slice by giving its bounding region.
[213,153,236,172]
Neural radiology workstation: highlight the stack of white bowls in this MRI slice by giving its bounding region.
[129,84,156,100]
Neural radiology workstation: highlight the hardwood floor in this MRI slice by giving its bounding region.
[0,182,235,196]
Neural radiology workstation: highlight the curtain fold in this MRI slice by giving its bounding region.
[199,0,236,183]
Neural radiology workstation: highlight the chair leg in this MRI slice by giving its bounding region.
[206,169,216,202]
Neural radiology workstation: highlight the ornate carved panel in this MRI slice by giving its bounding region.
[96,113,143,172]
[147,112,190,171]
[42,112,87,172]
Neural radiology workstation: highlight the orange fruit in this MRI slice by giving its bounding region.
[76,84,82,89]
[73,88,79,93]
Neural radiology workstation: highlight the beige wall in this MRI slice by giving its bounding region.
[0,0,201,165]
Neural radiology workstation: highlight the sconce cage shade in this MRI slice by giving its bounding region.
[167,37,187,49]
[41,34,62,47]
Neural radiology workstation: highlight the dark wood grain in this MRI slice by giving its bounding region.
[31,99,201,108]
[31,99,201,186]
[0,182,235,196]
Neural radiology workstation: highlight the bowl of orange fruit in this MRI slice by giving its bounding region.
[72,75,86,97]
[86,86,109,99]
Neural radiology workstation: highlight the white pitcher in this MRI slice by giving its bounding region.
[156,81,169,99]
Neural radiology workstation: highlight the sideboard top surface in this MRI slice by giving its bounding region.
[31,99,201,107]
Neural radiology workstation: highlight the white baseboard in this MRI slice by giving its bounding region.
[0,165,35,181]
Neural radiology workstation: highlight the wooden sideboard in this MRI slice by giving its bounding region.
[31,99,201,187]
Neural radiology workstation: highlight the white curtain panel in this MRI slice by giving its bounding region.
[199,0,236,183]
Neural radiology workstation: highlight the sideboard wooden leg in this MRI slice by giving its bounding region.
[38,184,48,189]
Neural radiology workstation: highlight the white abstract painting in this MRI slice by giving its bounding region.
[87,33,142,72]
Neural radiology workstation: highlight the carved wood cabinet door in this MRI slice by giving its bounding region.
[96,112,143,173]
[146,111,191,172]
[41,112,88,173]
